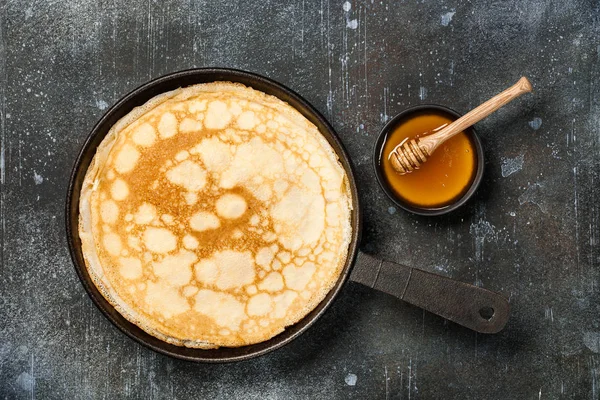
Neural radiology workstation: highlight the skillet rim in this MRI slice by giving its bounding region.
[65,67,362,363]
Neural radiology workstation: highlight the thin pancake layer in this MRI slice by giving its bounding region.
[79,82,352,348]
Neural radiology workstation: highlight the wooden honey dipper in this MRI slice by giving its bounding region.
[389,77,533,175]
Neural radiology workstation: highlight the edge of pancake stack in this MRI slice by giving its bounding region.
[79,82,352,348]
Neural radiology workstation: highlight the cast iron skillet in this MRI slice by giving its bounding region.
[66,68,510,363]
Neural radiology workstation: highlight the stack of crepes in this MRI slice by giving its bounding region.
[79,82,352,348]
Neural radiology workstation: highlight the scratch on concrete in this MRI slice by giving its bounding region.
[470,218,498,263]
[0,4,5,275]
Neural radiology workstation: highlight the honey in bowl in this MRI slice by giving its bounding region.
[377,107,480,211]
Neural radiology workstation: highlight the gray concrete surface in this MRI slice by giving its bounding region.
[0,0,599,398]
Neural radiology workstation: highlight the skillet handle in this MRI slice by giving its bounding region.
[349,251,510,334]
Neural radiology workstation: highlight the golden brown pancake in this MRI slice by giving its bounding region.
[79,82,352,348]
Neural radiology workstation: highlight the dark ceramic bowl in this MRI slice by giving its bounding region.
[373,105,485,216]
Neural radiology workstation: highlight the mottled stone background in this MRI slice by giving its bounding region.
[1,0,599,398]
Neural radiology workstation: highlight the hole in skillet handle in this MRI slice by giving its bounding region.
[65,68,362,363]
[479,307,495,321]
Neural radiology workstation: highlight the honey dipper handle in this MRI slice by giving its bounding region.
[419,77,533,155]
[350,252,510,333]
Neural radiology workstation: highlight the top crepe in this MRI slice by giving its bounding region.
[79,82,352,348]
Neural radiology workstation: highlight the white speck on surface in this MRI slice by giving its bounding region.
[583,332,600,353]
[345,373,357,386]
[419,86,427,100]
[17,371,35,392]
[529,117,542,130]
[342,1,351,12]
[33,171,44,185]
[501,154,525,177]
[470,220,497,240]
[441,11,456,26]
[388,206,397,215]
[347,19,358,29]
[509,211,516,217]
[355,154,370,166]
[96,99,108,110]
[434,263,449,274]
[518,182,548,213]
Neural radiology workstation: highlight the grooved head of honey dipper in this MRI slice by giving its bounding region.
[391,146,416,174]
[389,150,409,174]
[389,140,423,175]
